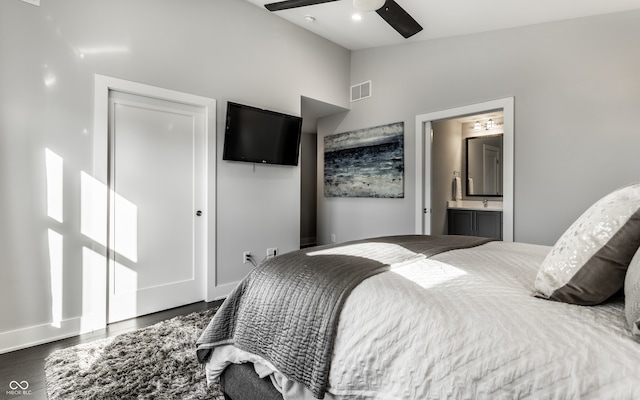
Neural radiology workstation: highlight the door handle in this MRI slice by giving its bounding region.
[196,210,203,217]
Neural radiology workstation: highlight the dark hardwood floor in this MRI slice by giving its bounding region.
[0,300,223,400]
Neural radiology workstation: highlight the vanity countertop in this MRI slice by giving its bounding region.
[447,200,503,211]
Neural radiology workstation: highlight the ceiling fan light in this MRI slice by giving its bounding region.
[353,0,385,12]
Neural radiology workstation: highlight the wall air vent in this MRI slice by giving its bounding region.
[350,80,372,102]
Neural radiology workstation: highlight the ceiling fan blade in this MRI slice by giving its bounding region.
[265,0,341,12]
[375,0,423,38]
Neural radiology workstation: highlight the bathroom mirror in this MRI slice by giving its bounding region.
[466,134,503,197]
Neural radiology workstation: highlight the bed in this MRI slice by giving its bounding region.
[196,183,640,399]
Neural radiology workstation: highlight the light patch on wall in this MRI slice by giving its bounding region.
[48,229,63,328]
[43,71,56,88]
[75,46,130,59]
[19,0,40,6]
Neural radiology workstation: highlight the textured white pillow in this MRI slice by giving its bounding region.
[625,249,640,336]
[534,183,640,305]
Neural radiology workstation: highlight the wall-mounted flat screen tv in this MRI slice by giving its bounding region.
[223,101,303,166]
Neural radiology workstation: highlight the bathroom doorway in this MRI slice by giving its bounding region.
[414,98,514,241]
[431,111,504,235]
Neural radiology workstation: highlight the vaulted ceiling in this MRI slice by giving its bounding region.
[246,0,640,50]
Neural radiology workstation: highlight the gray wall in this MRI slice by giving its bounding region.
[318,10,640,246]
[431,119,462,234]
[0,0,349,350]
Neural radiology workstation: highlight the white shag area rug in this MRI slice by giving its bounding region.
[45,307,224,400]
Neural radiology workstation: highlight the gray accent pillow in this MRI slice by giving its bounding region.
[534,183,640,305]
[625,249,640,336]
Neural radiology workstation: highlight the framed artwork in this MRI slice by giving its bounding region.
[324,122,404,198]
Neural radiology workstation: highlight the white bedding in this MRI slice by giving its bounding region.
[207,241,640,399]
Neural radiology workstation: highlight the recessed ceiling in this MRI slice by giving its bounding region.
[246,0,640,50]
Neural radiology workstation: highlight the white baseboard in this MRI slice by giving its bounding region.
[0,317,85,354]
[2,282,237,354]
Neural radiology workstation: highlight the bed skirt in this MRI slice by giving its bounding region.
[220,363,283,400]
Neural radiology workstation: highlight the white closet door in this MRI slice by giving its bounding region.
[108,91,206,323]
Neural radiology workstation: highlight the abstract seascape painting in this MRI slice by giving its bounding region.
[324,122,404,198]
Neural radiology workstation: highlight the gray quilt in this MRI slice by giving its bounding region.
[196,234,492,399]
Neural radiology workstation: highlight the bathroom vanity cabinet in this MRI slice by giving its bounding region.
[448,209,502,240]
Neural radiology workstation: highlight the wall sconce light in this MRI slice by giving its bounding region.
[474,119,496,131]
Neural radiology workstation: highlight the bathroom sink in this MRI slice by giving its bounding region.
[447,200,503,211]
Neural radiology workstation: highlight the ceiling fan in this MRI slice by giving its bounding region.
[263,0,423,39]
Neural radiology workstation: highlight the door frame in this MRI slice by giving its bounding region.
[92,74,216,329]
[414,97,514,241]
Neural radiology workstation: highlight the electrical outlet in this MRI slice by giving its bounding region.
[243,251,251,264]
[331,234,336,243]
[267,247,278,259]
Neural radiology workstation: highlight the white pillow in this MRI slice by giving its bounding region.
[534,183,640,305]
[625,248,640,336]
